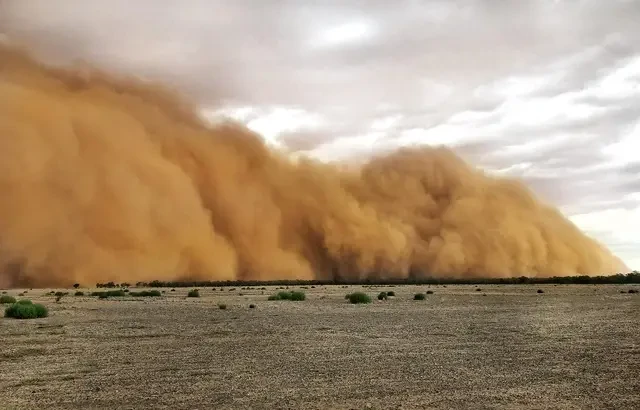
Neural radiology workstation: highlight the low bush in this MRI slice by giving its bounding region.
[426,290,434,295]
[268,291,306,301]
[537,289,544,294]
[0,295,16,304]
[187,289,200,298]
[347,292,371,304]
[387,291,395,297]
[377,292,388,300]
[414,293,426,300]
[218,303,227,310]
[629,289,638,294]
[129,290,162,297]
[91,290,126,298]
[475,288,482,292]
[249,304,256,309]
[74,291,84,296]
[5,302,48,319]
[16,299,33,305]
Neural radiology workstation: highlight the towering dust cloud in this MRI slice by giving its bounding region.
[0,46,627,287]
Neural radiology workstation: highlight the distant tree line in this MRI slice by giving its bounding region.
[108,271,640,289]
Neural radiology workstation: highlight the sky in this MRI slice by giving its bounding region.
[1,0,639,270]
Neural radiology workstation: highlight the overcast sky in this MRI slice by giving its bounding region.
[1,0,639,270]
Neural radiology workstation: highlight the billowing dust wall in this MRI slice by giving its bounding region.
[0,46,626,287]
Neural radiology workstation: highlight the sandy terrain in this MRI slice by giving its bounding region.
[1,284,639,409]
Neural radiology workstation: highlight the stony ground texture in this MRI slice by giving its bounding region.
[1,284,639,409]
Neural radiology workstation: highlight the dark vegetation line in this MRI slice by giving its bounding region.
[91,272,640,288]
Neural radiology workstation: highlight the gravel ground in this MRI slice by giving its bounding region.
[0,284,638,409]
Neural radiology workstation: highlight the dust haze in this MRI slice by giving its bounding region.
[0,45,627,287]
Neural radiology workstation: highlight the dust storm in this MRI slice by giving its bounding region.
[0,46,626,287]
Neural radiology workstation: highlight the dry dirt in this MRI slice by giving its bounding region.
[1,284,639,409]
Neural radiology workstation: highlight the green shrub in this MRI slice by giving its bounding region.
[348,292,371,304]
[16,299,33,305]
[414,293,426,300]
[344,293,351,300]
[5,302,48,319]
[387,291,395,297]
[74,291,84,296]
[187,289,200,298]
[269,291,306,301]
[0,295,16,304]
[377,292,388,300]
[129,290,162,297]
[91,290,126,298]
[218,303,227,310]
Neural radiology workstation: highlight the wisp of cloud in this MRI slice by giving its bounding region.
[0,45,628,287]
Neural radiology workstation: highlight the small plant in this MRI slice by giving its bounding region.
[268,291,306,301]
[629,289,638,294]
[187,289,200,298]
[218,303,227,310]
[249,304,256,309]
[537,289,544,294]
[387,291,395,297]
[5,302,48,319]
[0,295,16,304]
[171,288,176,292]
[475,288,482,292]
[91,290,126,298]
[347,292,371,304]
[426,290,434,295]
[129,290,162,297]
[73,283,80,289]
[377,292,388,300]
[75,291,84,296]
[16,299,33,305]
[55,291,68,297]
[414,293,426,300]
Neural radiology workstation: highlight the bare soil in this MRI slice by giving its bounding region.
[1,284,639,409]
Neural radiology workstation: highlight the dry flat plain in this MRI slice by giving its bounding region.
[1,284,639,410]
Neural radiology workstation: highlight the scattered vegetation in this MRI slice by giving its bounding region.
[268,291,306,301]
[0,295,16,304]
[377,292,388,300]
[414,293,426,300]
[132,272,640,288]
[187,289,200,298]
[4,302,48,319]
[347,292,372,304]
[129,290,162,297]
[55,291,69,297]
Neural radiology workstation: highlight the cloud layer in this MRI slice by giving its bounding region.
[1,0,638,269]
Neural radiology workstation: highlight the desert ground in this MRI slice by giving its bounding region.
[1,284,638,410]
